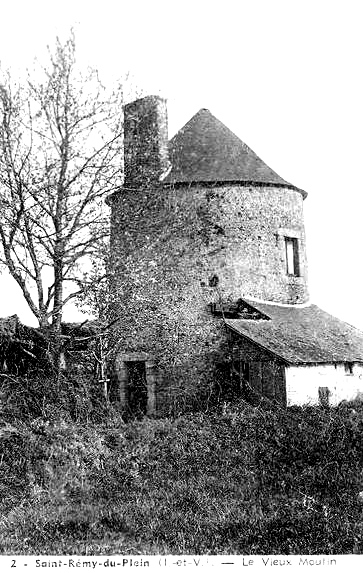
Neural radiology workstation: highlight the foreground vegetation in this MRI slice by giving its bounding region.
[0,372,362,554]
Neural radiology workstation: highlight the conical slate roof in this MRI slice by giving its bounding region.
[164,109,305,196]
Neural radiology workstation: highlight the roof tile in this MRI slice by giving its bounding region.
[165,109,305,196]
[226,300,363,364]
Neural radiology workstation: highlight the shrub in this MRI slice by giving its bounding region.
[0,389,362,554]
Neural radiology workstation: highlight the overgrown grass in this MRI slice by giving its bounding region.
[0,373,362,554]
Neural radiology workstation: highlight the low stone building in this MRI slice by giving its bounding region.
[107,95,363,415]
[226,299,363,406]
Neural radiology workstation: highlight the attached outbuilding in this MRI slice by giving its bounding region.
[225,299,363,407]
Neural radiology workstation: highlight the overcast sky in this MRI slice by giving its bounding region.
[0,0,362,329]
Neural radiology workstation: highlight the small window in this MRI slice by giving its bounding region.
[344,363,353,375]
[285,237,300,276]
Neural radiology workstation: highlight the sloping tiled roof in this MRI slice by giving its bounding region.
[164,109,306,197]
[225,300,363,364]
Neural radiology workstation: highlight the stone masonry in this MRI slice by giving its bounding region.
[108,96,309,415]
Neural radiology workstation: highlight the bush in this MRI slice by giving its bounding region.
[0,370,110,423]
[0,387,362,554]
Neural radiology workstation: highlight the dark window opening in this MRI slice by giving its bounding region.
[344,362,353,375]
[231,359,251,394]
[318,386,330,407]
[241,361,250,384]
[209,299,270,320]
[285,237,300,276]
[125,361,148,417]
[209,274,219,287]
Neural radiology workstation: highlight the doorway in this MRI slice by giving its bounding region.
[125,360,148,416]
[114,352,157,416]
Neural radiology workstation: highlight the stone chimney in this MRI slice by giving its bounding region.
[123,95,169,187]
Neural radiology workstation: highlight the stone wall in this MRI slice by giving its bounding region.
[229,331,287,403]
[123,96,169,187]
[109,180,307,414]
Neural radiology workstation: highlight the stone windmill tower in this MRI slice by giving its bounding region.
[108,95,310,415]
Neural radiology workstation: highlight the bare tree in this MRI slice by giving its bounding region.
[0,34,123,356]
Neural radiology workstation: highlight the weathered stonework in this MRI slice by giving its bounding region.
[228,330,287,404]
[123,96,169,186]
[109,181,307,414]
[108,96,309,415]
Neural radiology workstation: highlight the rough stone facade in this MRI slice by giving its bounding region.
[108,96,309,415]
[123,96,169,187]
[228,329,287,404]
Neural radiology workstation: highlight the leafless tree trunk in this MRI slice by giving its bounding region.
[0,33,124,368]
